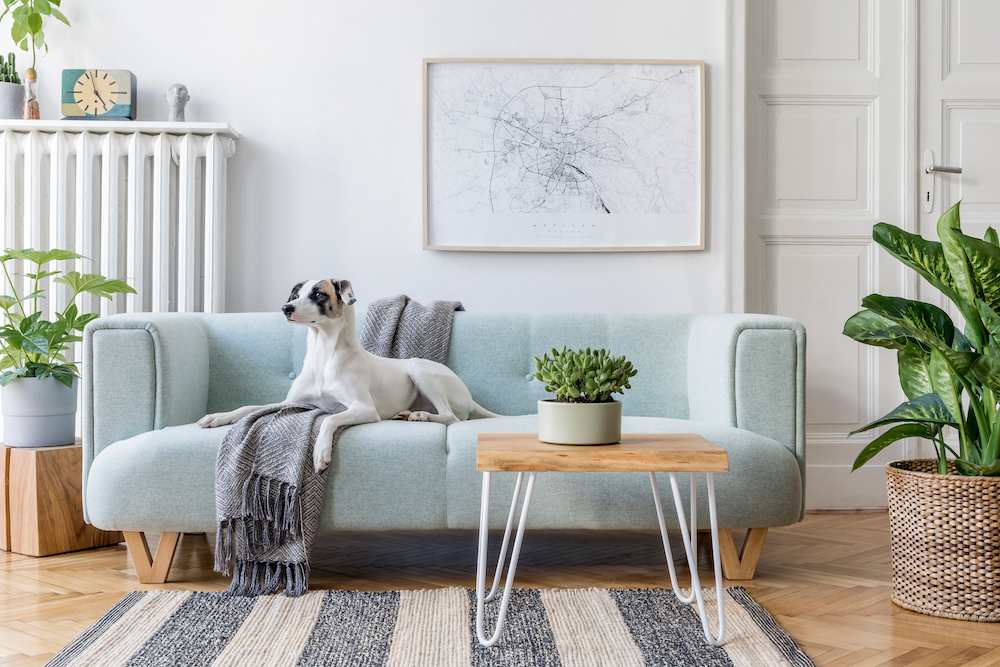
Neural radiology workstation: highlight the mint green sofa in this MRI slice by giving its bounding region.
[83,311,805,583]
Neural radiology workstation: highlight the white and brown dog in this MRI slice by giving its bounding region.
[198,279,498,472]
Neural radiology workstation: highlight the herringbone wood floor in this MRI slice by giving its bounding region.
[1,512,998,666]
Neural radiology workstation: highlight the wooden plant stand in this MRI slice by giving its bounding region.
[1,443,122,557]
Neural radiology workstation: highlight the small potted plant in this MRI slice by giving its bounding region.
[0,0,72,119]
[533,346,637,445]
[843,201,1000,621]
[0,52,21,119]
[0,248,134,447]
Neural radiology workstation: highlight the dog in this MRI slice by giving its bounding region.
[198,279,499,472]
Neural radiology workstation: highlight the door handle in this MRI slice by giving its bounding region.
[922,150,962,213]
[925,165,962,174]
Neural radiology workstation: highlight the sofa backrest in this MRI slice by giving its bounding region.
[445,313,693,418]
[203,313,308,414]
[201,311,694,419]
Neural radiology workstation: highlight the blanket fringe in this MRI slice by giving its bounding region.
[227,560,310,597]
[228,472,303,555]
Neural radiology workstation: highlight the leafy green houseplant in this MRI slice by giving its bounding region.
[0,0,70,69]
[533,346,638,445]
[844,201,1000,476]
[0,248,134,447]
[0,248,135,387]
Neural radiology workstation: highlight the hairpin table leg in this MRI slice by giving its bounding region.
[650,471,726,646]
[475,470,538,647]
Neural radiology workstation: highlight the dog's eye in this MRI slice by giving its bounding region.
[311,290,326,301]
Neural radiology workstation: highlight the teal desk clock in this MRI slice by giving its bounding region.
[61,69,136,120]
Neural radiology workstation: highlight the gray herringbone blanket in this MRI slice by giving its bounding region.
[215,296,461,596]
[360,294,464,364]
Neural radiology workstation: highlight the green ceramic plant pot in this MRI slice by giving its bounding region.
[537,399,622,445]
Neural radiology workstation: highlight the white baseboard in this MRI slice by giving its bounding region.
[805,465,888,509]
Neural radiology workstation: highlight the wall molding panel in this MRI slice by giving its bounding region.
[746,1,908,507]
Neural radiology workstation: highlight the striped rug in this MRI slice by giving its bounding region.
[46,587,814,667]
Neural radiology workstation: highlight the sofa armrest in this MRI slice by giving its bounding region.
[687,313,807,483]
[83,313,210,520]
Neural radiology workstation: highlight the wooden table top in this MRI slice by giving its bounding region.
[477,433,729,473]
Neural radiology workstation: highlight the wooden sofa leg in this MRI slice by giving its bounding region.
[123,531,180,584]
[718,528,768,580]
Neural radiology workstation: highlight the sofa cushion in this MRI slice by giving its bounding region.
[446,415,802,530]
[87,420,449,532]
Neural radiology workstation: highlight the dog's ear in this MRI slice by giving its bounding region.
[287,281,305,302]
[333,279,356,306]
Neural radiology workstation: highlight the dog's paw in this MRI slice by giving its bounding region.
[406,411,430,422]
[392,411,412,421]
[198,413,232,428]
[314,441,333,473]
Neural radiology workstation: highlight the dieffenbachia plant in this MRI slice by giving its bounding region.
[844,201,1000,476]
[533,346,637,403]
[0,248,135,387]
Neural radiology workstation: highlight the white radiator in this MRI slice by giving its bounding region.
[0,121,238,318]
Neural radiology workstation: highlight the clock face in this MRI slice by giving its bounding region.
[72,70,121,115]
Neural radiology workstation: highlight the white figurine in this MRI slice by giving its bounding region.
[165,84,189,122]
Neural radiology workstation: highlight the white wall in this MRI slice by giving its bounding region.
[33,0,733,314]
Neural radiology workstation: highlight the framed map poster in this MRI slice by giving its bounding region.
[423,59,704,252]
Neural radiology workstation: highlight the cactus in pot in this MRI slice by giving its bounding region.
[0,51,20,119]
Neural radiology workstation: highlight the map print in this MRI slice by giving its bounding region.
[426,61,701,249]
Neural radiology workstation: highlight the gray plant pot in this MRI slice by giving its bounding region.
[537,399,622,445]
[2,376,77,447]
[0,81,24,120]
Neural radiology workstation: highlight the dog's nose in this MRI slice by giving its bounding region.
[282,304,295,315]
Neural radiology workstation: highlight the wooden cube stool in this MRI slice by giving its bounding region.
[1,443,122,557]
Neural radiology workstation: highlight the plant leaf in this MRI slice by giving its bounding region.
[937,201,988,348]
[971,354,1000,395]
[862,294,954,345]
[10,17,25,42]
[843,309,912,350]
[49,6,67,25]
[955,229,1000,314]
[954,458,1000,476]
[852,423,932,471]
[976,299,1000,347]
[898,342,933,400]
[19,332,46,355]
[872,222,960,304]
[54,272,136,299]
[849,393,957,435]
[929,348,963,427]
[985,226,999,248]
[6,248,81,265]
[25,11,40,34]
[862,294,975,373]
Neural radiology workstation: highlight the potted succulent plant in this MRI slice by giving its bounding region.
[843,201,1000,621]
[533,346,637,445]
[0,248,134,447]
[0,52,21,119]
[0,0,72,119]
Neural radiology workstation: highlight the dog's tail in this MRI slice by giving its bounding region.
[469,401,503,419]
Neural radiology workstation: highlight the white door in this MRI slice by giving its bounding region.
[745,1,910,507]
[915,0,1000,457]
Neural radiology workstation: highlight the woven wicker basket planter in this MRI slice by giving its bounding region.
[886,460,1000,622]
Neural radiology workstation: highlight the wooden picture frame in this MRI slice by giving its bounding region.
[423,58,705,252]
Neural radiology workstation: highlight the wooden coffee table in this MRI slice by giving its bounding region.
[475,433,730,648]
